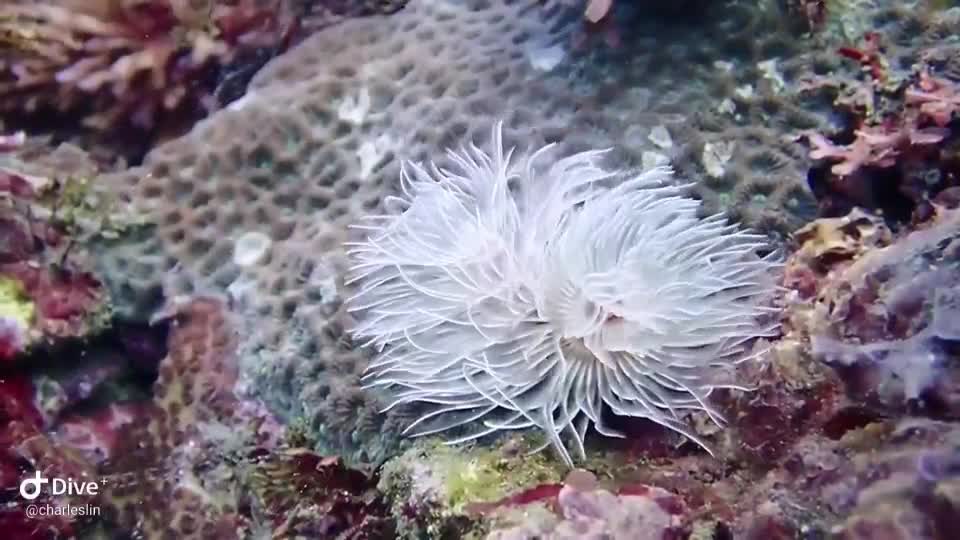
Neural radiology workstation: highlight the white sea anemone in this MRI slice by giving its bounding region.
[346,123,780,465]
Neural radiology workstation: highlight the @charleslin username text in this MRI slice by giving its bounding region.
[24,502,101,518]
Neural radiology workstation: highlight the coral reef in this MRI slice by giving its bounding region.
[0,277,33,361]
[0,133,114,360]
[1,293,391,539]
[377,439,565,538]
[88,0,830,464]
[799,62,957,220]
[376,401,960,538]
[373,199,960,539]
[787,7,960,222]
[93,296,259,537]
[0,375,88,539]
[483,469,689,540]
[0,0,300,157]
[250,447,393,538]
[4,1,960,539]
[791,201,960,415]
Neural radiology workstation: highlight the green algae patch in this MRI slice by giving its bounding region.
[443,443,559,512]
[0,276,35,331]
[379,438,566,539]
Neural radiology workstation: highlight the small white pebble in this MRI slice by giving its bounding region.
[233,231,272,267]
[525,43,566,72]
[702,141,735,179]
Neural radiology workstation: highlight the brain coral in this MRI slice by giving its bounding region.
[348,122,781,465]
[93,0,821,463]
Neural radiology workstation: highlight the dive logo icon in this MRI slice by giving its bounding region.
[18,471,102,500]
[20,471,49,500]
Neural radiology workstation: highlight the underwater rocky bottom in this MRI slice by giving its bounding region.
[3,0,960,539]
[2,151,960,540]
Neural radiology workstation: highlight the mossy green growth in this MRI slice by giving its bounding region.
[441,444,557,513]
[927,0,957,11]
[0,276,34,331]
[38,175,144,244]
[380,437,565,539]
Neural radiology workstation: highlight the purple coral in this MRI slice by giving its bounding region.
[811,206,960,408]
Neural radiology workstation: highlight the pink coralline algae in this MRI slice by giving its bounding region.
[906,70,960,128]
[2,263,103,340]
[0,376,88,539]
[799,40,959,222]
[805,122,947,178]
[0,0,300,136]
[52,403,142,465]
[482,470,689,540]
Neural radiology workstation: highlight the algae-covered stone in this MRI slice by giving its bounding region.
[0,275,35,358]
[379,438,566,539]
[0,275,34,329]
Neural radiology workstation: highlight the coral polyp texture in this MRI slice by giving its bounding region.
[347,123,782,465]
